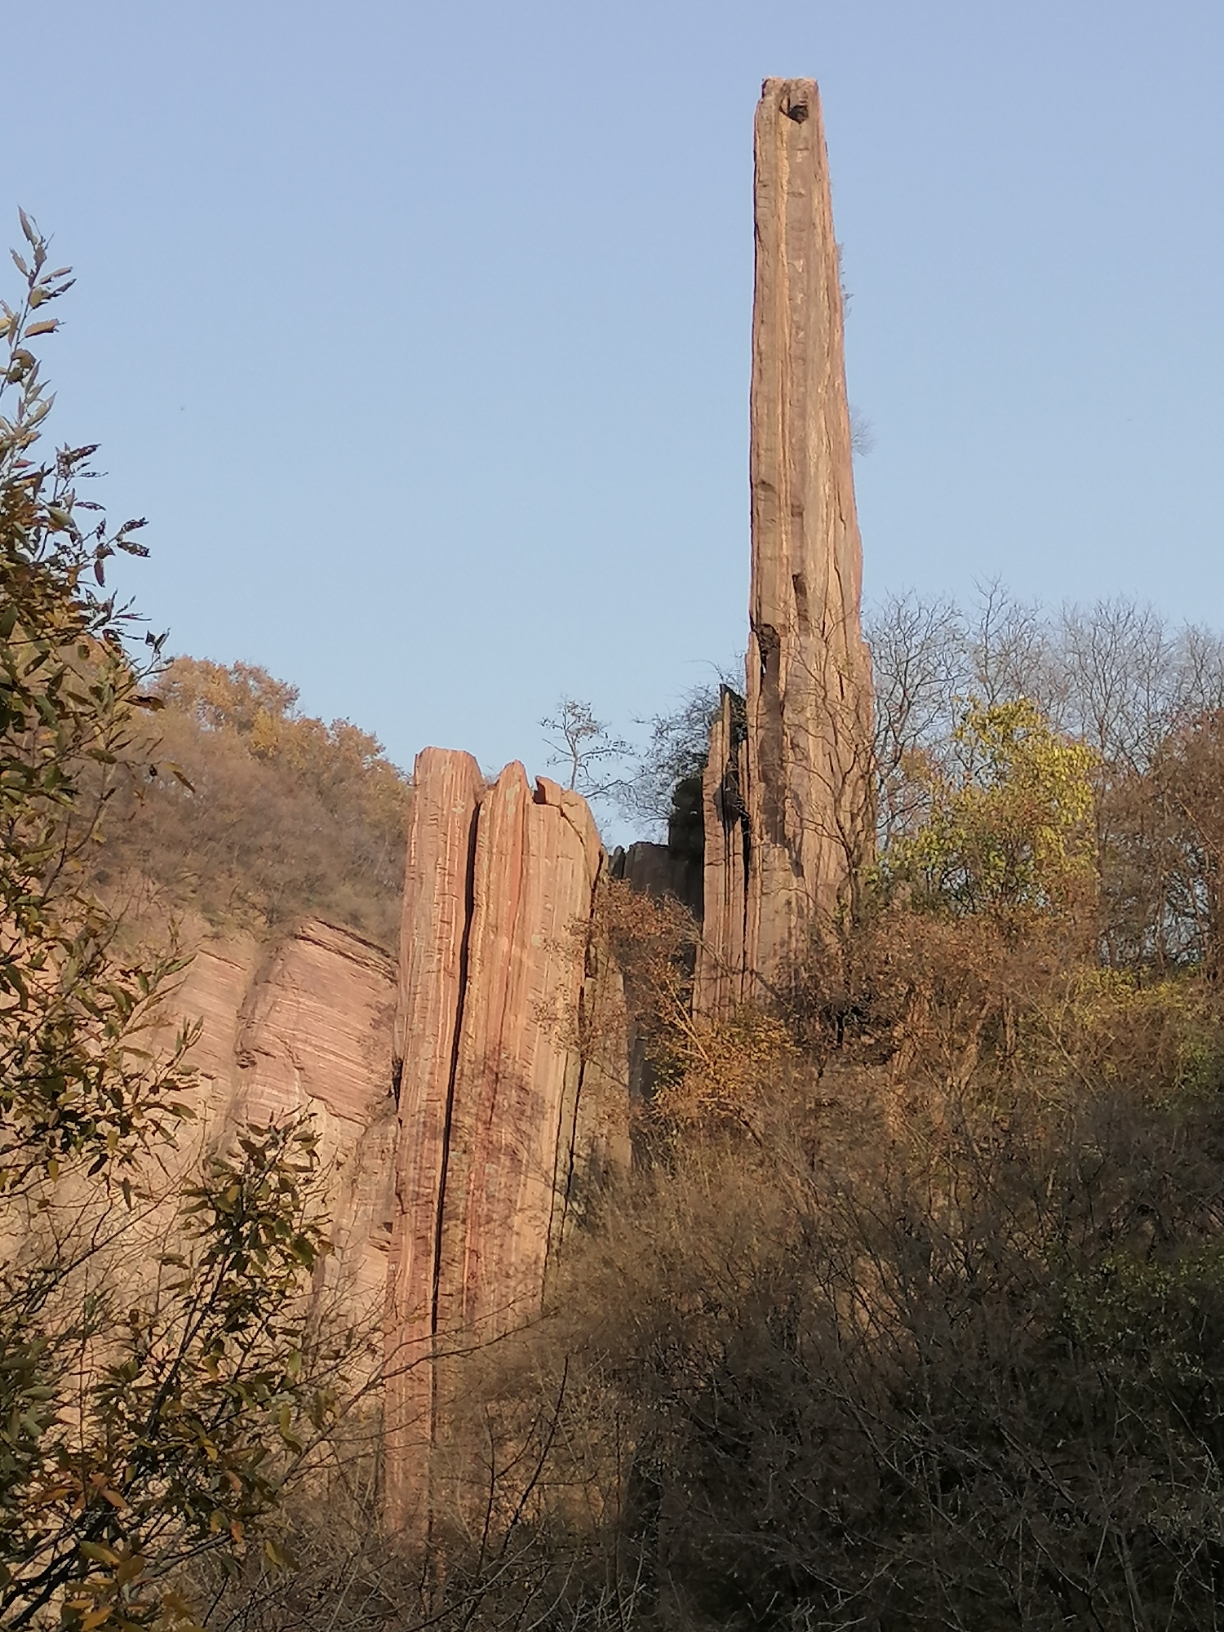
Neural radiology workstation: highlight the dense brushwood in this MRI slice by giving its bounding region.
[196,663,1224,1632]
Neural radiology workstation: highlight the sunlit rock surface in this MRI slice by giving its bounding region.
[698,77,874,1012]
[384,751,628,1538]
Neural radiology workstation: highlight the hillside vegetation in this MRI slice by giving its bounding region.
[89,656,412,945]
[203,594,1224,1632]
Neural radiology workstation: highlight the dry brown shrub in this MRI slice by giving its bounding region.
[514,1052,1224,1632]
[1100,707,1224,975]
[595,878,695,1041]
[651,1007,798,1137]
[86,658,412,944]
[596,879,802,1140]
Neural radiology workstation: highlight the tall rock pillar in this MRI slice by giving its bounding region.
[699,77,873,1009]
[384,752,628,1542]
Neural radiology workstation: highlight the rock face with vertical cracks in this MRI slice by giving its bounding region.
[699,77,874,1011]
[694,687,750,1014]
[384,752,628,1539]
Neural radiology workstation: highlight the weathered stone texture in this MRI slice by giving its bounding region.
[611,839,702,921]
[701,78,874,1009]
[694,687,750,1013]
[436,768,601,1341]
[384,752,628,1538]
[384,749,483,1534]
[151,917,398,1320]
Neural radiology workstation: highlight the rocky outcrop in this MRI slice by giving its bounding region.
[698,78,874,1011]
[384,752,628,1539]
[610,839,701,920]
[694,687,750,1014]
[113,74,873,1548]
[155,917,399,1327]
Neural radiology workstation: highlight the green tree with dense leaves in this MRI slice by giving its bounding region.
[0,215,336,1630]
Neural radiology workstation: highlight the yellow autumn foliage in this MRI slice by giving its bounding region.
[882,697,1097,928]
[653,1008,799,1135]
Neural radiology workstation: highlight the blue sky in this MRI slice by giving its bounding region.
[6,2,1223,811]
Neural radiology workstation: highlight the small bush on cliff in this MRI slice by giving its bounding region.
[0,218,337,1629]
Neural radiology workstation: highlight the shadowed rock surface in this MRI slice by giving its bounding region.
[155,917,398,1331]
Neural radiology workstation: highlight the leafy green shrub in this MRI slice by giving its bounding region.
[0,216,339,1630]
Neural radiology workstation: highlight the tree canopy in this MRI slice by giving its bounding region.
[0,216,338,1631]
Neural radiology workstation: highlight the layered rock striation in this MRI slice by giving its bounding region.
[697,77,874,1012]
[384,752,628,1537]
[149,917,399,1328]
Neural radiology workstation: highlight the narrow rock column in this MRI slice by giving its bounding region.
[694,688,749,1013]
[432,769,607,1349]
[384,748,483,1539]
[702,77,874,1010]
[746,76,874,986]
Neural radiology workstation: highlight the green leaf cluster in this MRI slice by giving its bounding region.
[0,215,192,1197]
[881,697,1098,927]
[0,217,336,1631]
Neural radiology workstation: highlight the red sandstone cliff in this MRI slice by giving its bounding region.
[156,916,398,1329]
[384,752,628,1538]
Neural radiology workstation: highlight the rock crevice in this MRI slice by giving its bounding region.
[384,753,628,1537]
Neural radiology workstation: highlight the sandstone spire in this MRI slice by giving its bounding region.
[383,75,873,1536]
[698,77,873,1011]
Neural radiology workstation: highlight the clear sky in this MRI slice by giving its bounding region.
[6,2,1223,810]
